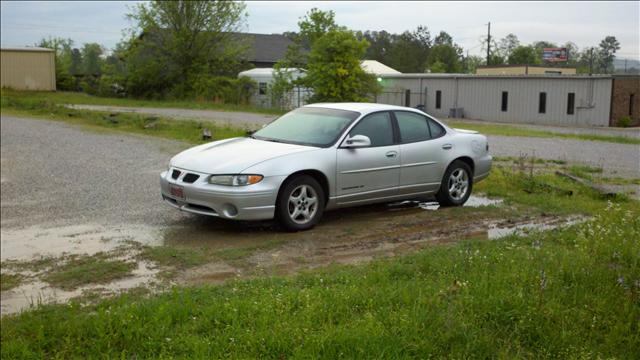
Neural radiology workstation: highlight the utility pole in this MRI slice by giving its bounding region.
[486,22,491,64]
[589,48,594,76]
[625,59,628,73]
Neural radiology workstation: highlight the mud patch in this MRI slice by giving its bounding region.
[1,260,159,315]
[1,223,162,261]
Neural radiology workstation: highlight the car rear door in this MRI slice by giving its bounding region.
[336,111,400,205]
[394,111,449,195]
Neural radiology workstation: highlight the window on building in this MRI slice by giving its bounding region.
[539,92,547,114]
[501,91,508,112]
[435,90,442,109]
[567,93,575,115]
[395,111,430,143]
[349,112,394,147]
[630,94,635,116]
[259,82,267,95]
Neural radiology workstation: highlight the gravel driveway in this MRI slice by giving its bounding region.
[1,115,187,230]
[488,135,639,178]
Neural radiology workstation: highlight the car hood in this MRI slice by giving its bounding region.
[170,137,316,174]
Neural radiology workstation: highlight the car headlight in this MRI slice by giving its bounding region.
[208,174,263,186]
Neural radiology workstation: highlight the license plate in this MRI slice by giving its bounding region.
[169,184,185,200]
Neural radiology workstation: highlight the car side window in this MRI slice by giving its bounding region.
[348,112,394,147]
[428,118,446,139]
[395,111,431,143]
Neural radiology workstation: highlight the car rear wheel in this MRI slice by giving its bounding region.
[276,175,325,231]
[436,160,473,207]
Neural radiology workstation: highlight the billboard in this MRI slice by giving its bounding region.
[542,48,568,62]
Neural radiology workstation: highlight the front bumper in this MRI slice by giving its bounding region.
[159,168,285,221]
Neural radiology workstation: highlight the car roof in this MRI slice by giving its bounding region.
[304,102,423,115]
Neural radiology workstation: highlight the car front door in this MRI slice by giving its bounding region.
[394,111,449,195]
[336,111,400,205]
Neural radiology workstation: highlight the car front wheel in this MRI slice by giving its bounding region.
[436,160,473,207]
[276,175,325,231]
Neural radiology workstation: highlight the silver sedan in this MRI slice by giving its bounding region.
[160,103,492,231]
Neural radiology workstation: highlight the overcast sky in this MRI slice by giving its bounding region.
[1,1,638,60]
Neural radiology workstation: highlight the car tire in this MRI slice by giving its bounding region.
[436,160,473,207]
[276,175,325,232]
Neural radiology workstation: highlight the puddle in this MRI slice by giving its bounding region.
[1,223,162,261]
[487,216,585,240]
[0,260,160,316]
[388,195,503,211]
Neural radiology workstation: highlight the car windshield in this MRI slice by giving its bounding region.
[252,107,360,147]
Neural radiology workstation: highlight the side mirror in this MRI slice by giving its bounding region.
[342,134,371,148]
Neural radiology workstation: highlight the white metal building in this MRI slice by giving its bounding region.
[375,74,614,127]
[238,67,309,109]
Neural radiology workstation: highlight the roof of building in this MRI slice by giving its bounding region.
[238,67,305,76]
[379,73,615,80]
[234,33,296,63]
[1,46,54,52]
[476,64,576,69]
[361,60,401,75]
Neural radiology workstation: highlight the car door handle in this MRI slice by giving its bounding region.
[442,144,453,150]
[385,151,398,158]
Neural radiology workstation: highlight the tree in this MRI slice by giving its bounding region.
[279,8,339,69]
[498,33,520,59]
[387,30,427,73]
[125,0,247,98]
[297,8,339,48]
[428,61,446,73]
[598,35,620,74]
[69,48,82,76]
[304,29,380,102]
[434,31,453,46]
[508,45,541,65]
[427,44,462,73]
[81,43,104,76]
[463,55,484,74]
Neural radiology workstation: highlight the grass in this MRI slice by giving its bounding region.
[138,246,211,270]
[2,253,137,291]
[42,253,136,291]
[0,273,23,292]
[447,120,640,145]
[0,88,285,116]
[1,89,247,145]
[1,203,638,358]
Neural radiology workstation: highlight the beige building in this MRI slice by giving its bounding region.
[1,47,56,90]
[476,65,577,76]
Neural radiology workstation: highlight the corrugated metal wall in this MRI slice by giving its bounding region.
[0,50,56,91]
[377,76,612,127]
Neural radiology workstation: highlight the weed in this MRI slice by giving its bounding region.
[0,273,23,292]
[42,253,136,290]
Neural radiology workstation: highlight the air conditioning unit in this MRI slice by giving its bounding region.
[449,107,464,118]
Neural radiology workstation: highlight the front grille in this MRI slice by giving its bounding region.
[182,173,200,183]
[186,203,216,214]
[171,169,181,179]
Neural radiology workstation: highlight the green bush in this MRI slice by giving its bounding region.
[192,75,256,104]
[617,115,632,127]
